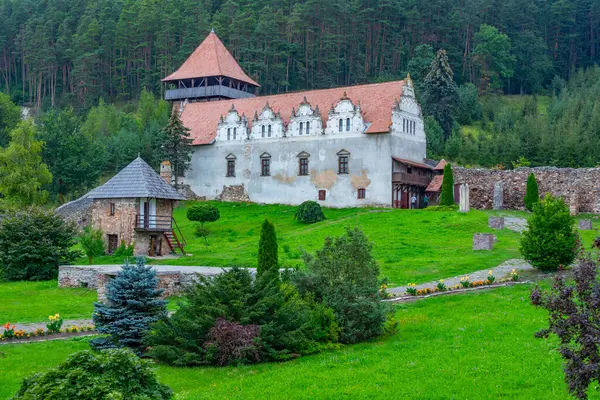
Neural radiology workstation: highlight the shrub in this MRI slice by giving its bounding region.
[186,203,220,226]
[257,219,278,278]
[12,349,172,399]
[520,194,577,271]
[531,256,600,399]
[79,225,104,264]
[294,201,325,224]
[0,208,79,281]
[439,163,454,206]
[296,227,395,344]
[114,240,134,257]
[146,267,339,366]
[424,204,458,212]
[195,225,210,247]
[91,256,167,355]
[524,172,539,211]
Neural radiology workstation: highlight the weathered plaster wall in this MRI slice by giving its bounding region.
[454,167,600,212]
[184,132,426,207]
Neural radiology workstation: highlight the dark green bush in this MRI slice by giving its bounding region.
[424,205,459,212]
[524,172,539,211]
[11,349,172,399]
[439,163,454,206]
[257,219,278,277]
[91,257,167,354]
[186,203,220,226]
[294,201,325,223]
[114,239,134,257]
[296,227,395,344]
[0,208,80,281]
[146,267,339,366]
[520,194,577,271]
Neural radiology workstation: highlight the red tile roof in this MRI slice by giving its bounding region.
[181,80,404,145]
[392,157,433,170]
[425,175,443,192]
[433,159,448,171]
[162,31,259,87]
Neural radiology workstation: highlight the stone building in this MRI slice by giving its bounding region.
[86,157,186,256]
[163,31,428,208]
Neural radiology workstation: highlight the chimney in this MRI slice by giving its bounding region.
[160,161,172,185]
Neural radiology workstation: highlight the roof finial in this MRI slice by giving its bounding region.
[138,152,141,158]
[406,72,413,87]
[211,27,215,33]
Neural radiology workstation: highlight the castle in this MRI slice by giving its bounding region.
[164,31,432,208]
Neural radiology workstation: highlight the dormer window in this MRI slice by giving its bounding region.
[233,127,237,139]
[306,121,310,135]
[299,122,303,135]
[227,128,231,140]
[262,125,265,137]
[346,118,350,131]
[268,125,272,137]
[338,119,343,132]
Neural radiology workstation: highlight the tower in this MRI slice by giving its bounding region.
[162,30,260,103]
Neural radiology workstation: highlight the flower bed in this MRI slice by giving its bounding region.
[1,314,95,343]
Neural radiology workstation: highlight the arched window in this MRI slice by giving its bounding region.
[268,125,272,137]
[233,127,237,140]
[338,119,343,132]
[261,125,265,138]
[299,122,303,135]
[306,121,310,135]
[346,118,350,132]
[403,118,406,132]
[227,128,231,140]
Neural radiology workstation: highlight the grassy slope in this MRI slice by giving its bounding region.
[156,202,522,286]
[2,284,597,399]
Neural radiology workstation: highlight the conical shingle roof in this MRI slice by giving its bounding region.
[162,31,259,87]
[87,157,186,200]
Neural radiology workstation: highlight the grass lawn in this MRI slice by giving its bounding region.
[1,284,597,399]
[0,281,96,323]
[88,202,523,287]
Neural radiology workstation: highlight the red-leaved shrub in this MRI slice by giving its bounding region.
[204,318,261,366]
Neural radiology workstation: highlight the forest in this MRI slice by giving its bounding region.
[1,0,600,204]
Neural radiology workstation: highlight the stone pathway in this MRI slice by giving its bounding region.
[387,258,533,296]
[2,319,93,333]
[504,217,527,233]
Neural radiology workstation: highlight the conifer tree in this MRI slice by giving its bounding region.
[161,110,193,188]
[90,257,167,355]
[524,173,539,211]
[257,219,278,278]
[422,50,459,137]
[439,163,455,206]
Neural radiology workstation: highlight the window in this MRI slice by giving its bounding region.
[109,202,115,216]
[233,127,237,140]
[107,234,118,254]
[346,118,350,131]
[299,157,309,175]
[227,160,235,177]
[338,119,343,132]
[261,125,265,137]
[261,159,270,176]
[407,166,412,174]
[299,122,303,135]
[318,190,326,200]
[338,156,349,174]
[357,188,366,199]
[403,118,406,133]
[227,128,231,140]
[306,121,310,135]
[268,125,272,137]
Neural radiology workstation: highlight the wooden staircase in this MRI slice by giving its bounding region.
[163,217,186,255]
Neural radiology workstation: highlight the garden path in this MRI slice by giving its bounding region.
[4,319,94,333]
[386,258,533,296]
[504,217,527,233]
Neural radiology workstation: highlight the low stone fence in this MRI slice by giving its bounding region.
[59,265,257,302]
[454,166,600,212]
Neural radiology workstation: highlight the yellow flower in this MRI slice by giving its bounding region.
[440,279,444,283]
[488,270,493,275]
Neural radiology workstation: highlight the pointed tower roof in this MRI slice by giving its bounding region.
[87,157,185,200]
[162,31,259,87]
[433,159,448,171]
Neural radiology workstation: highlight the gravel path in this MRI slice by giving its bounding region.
[504,217,527,233]
[387,258,533,296]
[2,319,94,333]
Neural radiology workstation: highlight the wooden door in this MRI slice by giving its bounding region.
[401,191,409,209]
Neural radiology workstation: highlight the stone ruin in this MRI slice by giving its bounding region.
[488,216,505,230]
[473,233,496,251]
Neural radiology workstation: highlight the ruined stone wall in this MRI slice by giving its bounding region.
[454,167,600,212]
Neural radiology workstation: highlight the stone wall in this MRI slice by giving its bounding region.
[454,167,600,212]
[55,195,93,228]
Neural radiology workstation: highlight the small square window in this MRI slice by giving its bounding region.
[261,159,271,176]
[109,203,116,216]
[338,156,349,174]
[299,158,309,176]
[318,190,326,201]
[357,188,366,199]
[227,160,235,177]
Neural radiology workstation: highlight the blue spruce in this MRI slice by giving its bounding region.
[90,256,167,355]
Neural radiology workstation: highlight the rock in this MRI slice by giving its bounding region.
[579,219,593,230]
[473,233,495,250]
[493,181,503,210]
[488,216,505,229]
